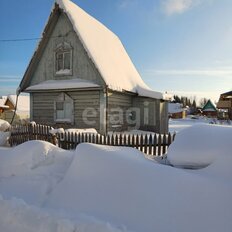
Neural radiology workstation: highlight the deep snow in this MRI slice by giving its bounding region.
[0,122,232,232]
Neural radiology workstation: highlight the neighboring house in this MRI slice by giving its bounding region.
[217,91,232,120]
[202,99,217,118]
[1,95,30,123]
[18,0,168,134]
[0,96,8,113]
[168,103,186,119]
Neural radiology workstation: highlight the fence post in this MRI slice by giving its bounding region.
[148,134,152,155]
[143,135,146,154]
[162,134,167,154]
[157,134,162,156]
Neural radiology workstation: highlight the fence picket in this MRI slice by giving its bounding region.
[152,134,157,156]
[9,124,175,156]
[157,134,162,156]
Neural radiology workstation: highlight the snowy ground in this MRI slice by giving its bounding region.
[169,116,231,133]
[0,118,231,232]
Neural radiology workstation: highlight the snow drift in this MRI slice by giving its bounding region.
[167,124,232,168]
[0,119,11,146]
[0,125,232,232]
[46,143,232,232]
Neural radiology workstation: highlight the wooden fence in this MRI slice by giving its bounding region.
[9,124,176,156]
[9,124,53,145]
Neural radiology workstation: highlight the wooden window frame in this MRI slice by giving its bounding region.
[54,42,73,76]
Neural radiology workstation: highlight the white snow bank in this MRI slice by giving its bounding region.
[1,134,232,232]
[167,124,232,168]
[0,119,10,131]
[0,140,71,178]
[0,141,73,205]
[46,143,232,232]
[0,195,126,232]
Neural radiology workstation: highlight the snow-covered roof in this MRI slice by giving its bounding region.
[26,79,100,91]
[0,97,8,109]
[168,103,184,114]
[52,0,163,99]
[7,95,30,112]
[202,99,217,112]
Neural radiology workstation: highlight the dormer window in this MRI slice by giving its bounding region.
[55,42,72,75]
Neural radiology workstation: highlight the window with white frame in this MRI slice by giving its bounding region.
[54,93,74,123]
[55,42,72,75]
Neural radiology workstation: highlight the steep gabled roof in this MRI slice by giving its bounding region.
[221,90,232,96]
[202,99,217,112]
[7,95,30,112]
[19,0,164,99]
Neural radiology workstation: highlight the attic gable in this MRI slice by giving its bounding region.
[55,0,163,99]
[202,100,217,112]
[20,0,164,99]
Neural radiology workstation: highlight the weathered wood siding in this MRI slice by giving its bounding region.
[132,97,168,134]
[107,91,133,132]
[29,11,105,88]
[31,90,100,131]
[107,92,168,133]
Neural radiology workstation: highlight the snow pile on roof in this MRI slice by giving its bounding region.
[55,0,163,99]
[0,128,232,232]
[168,103,184,114]
[167,124,232,168]
[0,97,8,108]
[8,95,30,112]
[26,79,100,91]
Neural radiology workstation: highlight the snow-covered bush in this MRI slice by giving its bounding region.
[0,119,10,132]
[0,132,10,146]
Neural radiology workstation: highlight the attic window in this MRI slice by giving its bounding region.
[55,42,72,75]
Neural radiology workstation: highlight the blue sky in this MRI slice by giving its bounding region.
[0,0,232,103]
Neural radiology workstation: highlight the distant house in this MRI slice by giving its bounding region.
[0,96,8,113]
[0,95,30,123]
[202,99,217,117]
[217,91,232,120]
[18,0,168,134]
[168,103,186,119]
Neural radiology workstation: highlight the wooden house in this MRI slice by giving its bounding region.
[202,99,217,118]
[217,91,232,120]
[168,103,186,119]
[0,95,30,123]
[0,97,8,114]
[18,0,168,134]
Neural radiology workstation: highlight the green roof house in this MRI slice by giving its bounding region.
[202,99,217,118]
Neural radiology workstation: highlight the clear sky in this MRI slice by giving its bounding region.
[0,0,232,103]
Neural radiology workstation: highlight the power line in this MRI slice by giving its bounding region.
[0,32,72,43]
[0,37,42,42]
